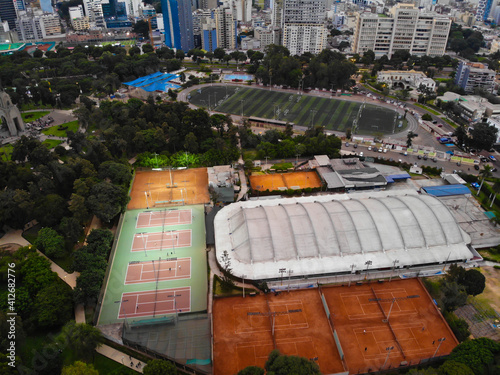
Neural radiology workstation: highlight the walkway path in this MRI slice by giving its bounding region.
[96,344,146,373]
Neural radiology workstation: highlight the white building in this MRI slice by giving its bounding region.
[353,4,451,58]
[454,61,496,94]
[69,5,85,20]
[82,0,106,28]
[15,12,62,41]
[283,23,327,55]
[215,6,236,50]
[377,70,436,91]
[486,117,500,143]
[255,26,281,50]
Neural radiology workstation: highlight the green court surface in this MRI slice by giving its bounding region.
[188,86,400,134]
[98,205,207,326]
[0,43,25,51]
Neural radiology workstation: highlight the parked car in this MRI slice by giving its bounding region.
[417,155,422,159]
[423,155,428,160]
[490,155,496,162]
[368,146,372,151]
[353,143,358,148]
[345,142,350,147]
[474,164,480,170]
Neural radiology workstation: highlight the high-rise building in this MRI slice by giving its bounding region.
[454,61,496,94]
[215,6,236,50]
[83,0,106,28]
[476,0,494,21]
[0,0,19,31]
[15,12,61,41]
[353,4,451,58]
[201,15,217,51]
[277,0,327,55]
[161,0,194,51]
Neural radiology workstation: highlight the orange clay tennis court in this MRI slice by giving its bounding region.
[125,257,191,284]
[131,230,191,252]
[136,209,192,228]
[321,278,459,373]
[213,289,345,375]
[128,168,210,210]
[118,286,191,319]
[249,171,322,191]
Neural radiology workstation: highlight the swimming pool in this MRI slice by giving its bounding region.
[224,74,253,81]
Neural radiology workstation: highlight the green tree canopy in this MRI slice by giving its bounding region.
[59,322,103,362]
[143,359,177,375]
[448,338,500,375]
[35,227,66,259]
[61,361,99,375]
[439,360,474,375]
[462,269,486,296]
[264,350,321,375]
[237,366,265,375]
[34,281,73,328]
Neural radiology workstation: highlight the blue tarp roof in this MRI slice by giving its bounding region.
[124,72,181,92]
[385,173,411,183]
[423,184,471,197]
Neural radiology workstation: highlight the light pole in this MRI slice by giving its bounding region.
[144,191,149,209]
[167,293,181,323]
[310,109,317,128]
[348,264,355,287]
[114,299,130,329]
[287,269,294,292]
[241,274,247,298]
[364,260,372,280]
[265,155,269,168]
[240,99,244,117]
[279,268,286,286]
[140,233,147,257]
[432,337,446,358]
[382,346,394,370]
[295,153,299,166]
[389,259,399,282]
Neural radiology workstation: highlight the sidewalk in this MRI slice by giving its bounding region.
[96,344,145,373]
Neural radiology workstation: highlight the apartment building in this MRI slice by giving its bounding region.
[215,6,236,50]
[15,12,61,41]
[353,4,451,58]
[454,61,496,94]
[272,0,327,55]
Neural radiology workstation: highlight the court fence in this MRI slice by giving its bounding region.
[94,212,125,326]
[351,355,447,375]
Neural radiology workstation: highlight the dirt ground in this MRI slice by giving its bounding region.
[321,279,459,374]
[478,266,500,313]
[249,171,322,191]
[213,290,345,375]
[128,168,209,209]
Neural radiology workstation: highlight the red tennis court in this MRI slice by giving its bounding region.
[136,209,192,228]
[131,230,191,252]
[118,287,191,319]
[125,257,191,284]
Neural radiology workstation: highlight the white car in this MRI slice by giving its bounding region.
[368,146,372,151]
[359,152,364,157]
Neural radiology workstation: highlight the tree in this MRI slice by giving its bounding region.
[445,312,470,342]
[168,88,177,100]
[98,161,132,187]
[86,181,129,222]
[133,20,149,38]
[214,47,226,62]
[264,350,321,375]
[462,269,486,296]
[74,269,105,304]
[470,122,498,151]
[61,361,99,375]
[406,131,417,148]
[34,282,73,328]
[59,217,83,244]
[142,44,154,54]
[237,366,265,375]
[35,227,66,259]
[422,113,432,121]
[59,322,103,362]
[438,360,474,375]
[442,281,468,312]
[477,164,492,196]
[448,338,500,375]
[143,359,177,375]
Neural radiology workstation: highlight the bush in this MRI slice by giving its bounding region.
[445,312,470,342]
[422,113,432,121]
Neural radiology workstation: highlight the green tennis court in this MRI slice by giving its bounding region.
[188,86,402,134]
[97,205,207,326]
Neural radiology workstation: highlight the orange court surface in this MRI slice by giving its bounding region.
[321,278,459,374]
[213,289,345,375]
[128,168,210,210]
[249,171,322,191]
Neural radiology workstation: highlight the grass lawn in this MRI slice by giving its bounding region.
[478,249,500,263]
[20,102,52,111]
[93,353,137,374]
[43,139,63,149]
[271,162,293,170]
[0,144,13,161]
[476,266,500,313]
[440,117,457,128]
[414,103,441,115]
[21,111,50,122]
[42,121,79,137]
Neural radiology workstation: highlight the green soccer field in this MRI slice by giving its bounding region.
[188,86,402,134]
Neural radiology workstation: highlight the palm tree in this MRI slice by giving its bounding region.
[490,180,500,207]
[477,164,492,196]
